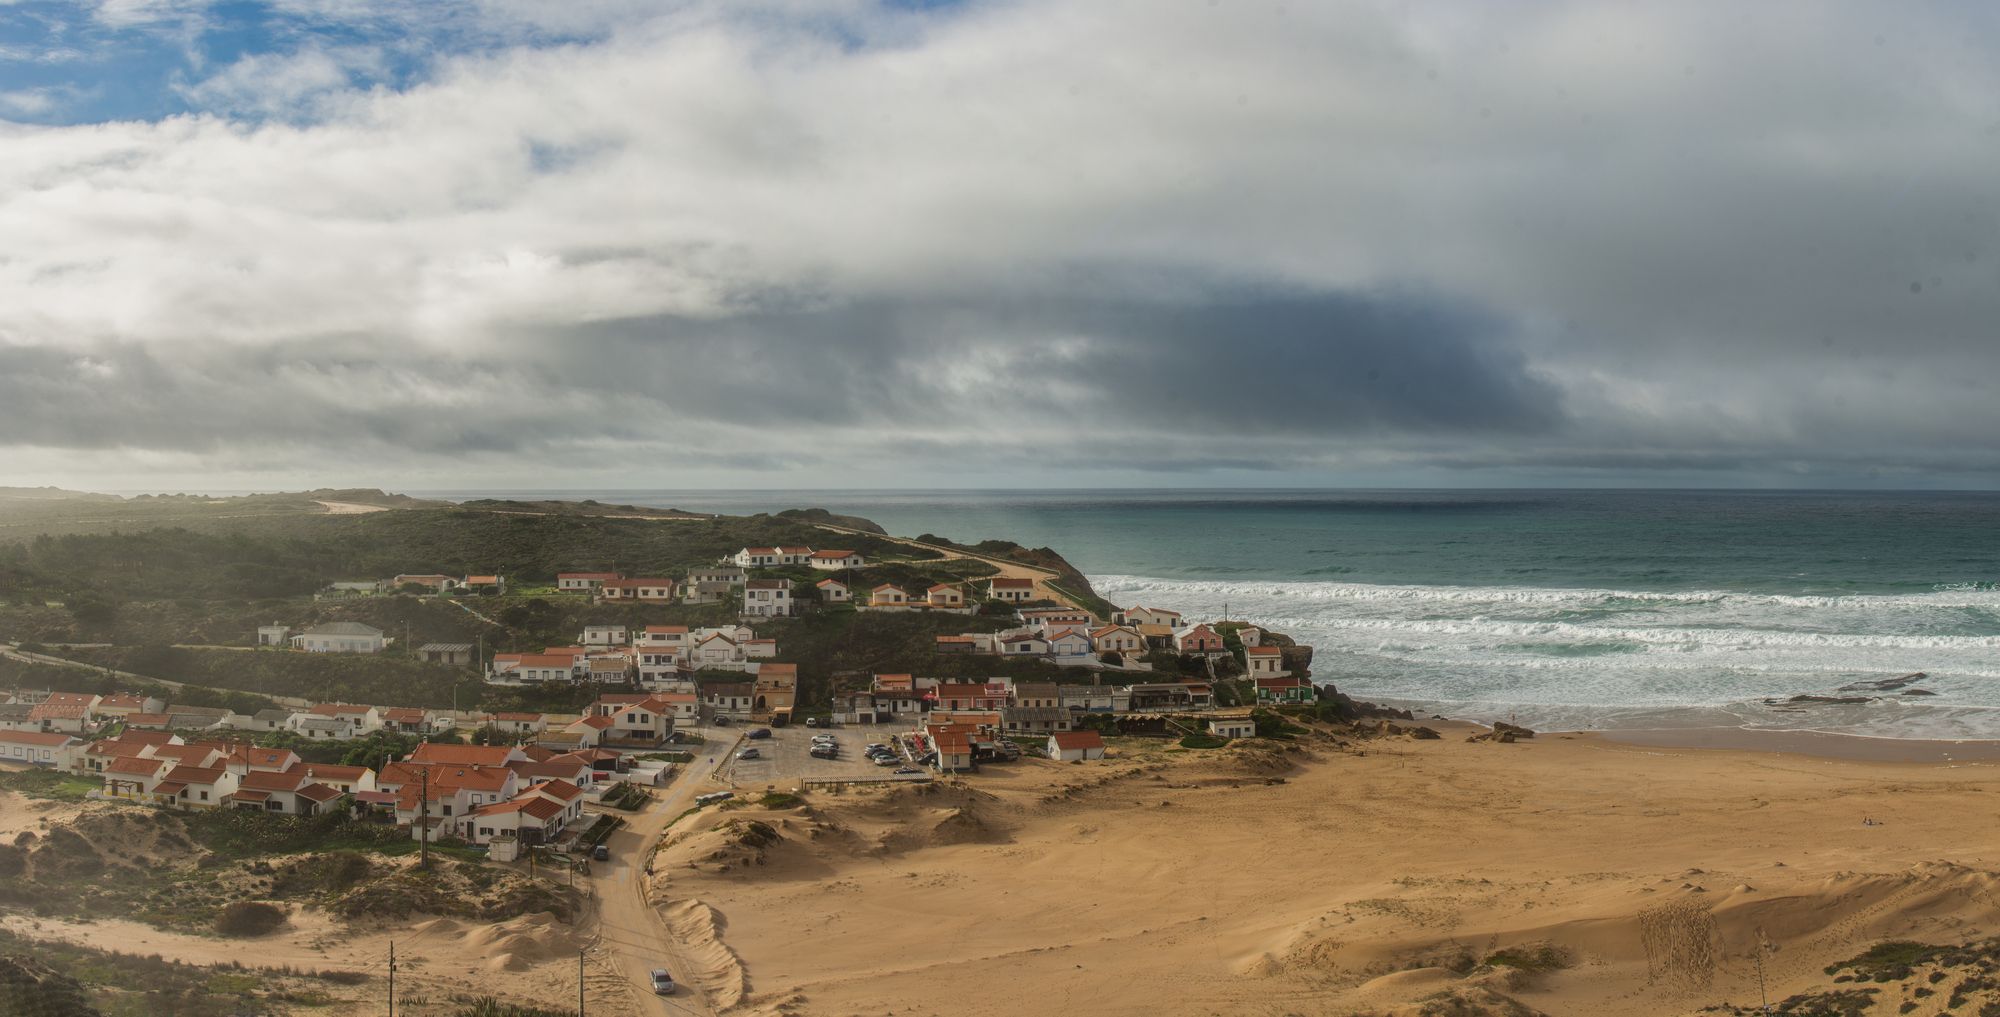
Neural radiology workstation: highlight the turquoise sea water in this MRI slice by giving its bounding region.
[422,490,2000,738]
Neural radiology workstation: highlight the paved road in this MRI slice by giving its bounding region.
[718,726,920,785]
[588,747,736,1016]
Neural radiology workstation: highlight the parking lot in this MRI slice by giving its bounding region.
[715,725,926,786]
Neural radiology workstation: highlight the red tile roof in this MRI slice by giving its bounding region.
[408,743,517,767]
[0,731,77,747]
[1050,731,1105,751]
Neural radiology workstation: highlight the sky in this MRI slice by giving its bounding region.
[3,1,2000,493]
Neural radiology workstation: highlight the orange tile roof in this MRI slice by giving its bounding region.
[1050,731,1104,750]
[408,743,517,767]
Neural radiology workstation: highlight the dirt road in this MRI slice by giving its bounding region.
[0,642,316,709]
[589,757,732,1016]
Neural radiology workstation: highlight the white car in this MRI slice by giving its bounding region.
[650,968,676,994]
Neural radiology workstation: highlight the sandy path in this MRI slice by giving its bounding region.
[0,788,88,843]
[315,501,392,514]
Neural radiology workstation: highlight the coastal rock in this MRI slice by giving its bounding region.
[1838,672,1927,693]
[1493,722,1536,740]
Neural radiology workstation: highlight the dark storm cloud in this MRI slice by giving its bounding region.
[0,286,1557,465]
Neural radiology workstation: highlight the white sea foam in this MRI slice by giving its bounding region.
[1089,574,2000,738]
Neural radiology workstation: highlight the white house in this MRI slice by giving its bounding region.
[0,731,80,768]
[558,572,622,593]
[808,550,864,570]
[688,566,747,587]
[598,578,677,602]
[816,578,851,603]
[742,579,793,618]
[256,624,291,646]
[1208,718,1256,739]
[580,625,629,647]
[775,546,814,565]
[733,547,782,568]
[1245,644,1288,677]
[1090,624,1146,656]
[926,584,966,608]
[998,633,1050,657]
[869,584,910,608]
[1047,730,1106,762]
[1117,606,1185,629]
[988,578,1036,603]
[1044,628,1095,660]
[289,621,387,653]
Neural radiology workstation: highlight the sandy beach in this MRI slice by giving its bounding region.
[638,721,2000,1017]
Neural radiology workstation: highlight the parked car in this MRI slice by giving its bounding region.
[695,791,734,805]
[747,728,772,740]
[736,748,761,760]
[650,969,676,995]
[893,766,921,775]
[713,716,730,726]
[805,717,821,728]
[874,756,900,766]
[592,843,610,862]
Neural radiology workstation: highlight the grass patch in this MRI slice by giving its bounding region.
[0,767,99,801]
[1177,734,1227,749]
[755,792,806,809]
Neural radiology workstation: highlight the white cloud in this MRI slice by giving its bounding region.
[2,0,2000,487]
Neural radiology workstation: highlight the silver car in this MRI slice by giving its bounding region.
[650,968,676,994]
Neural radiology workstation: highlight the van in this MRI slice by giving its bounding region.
[695,791,734,806]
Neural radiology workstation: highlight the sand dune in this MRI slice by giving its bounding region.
[643,724,2000,1016]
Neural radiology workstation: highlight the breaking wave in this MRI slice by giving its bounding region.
[1090,574,2000,738]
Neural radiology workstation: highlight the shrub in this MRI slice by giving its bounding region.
[215,900,289,937]
[1177,734,1227,749]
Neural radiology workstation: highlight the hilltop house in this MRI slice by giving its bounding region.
[256,624,291,646]
[289,622,387,654]
[869,584,909,608]
[1244,644,1288,677]
[393,574,458,592]
[926,584,965,608]
[816,578,852,603]
[733,547,782,568]
[988,577,1036,603]
[598,578,677,602]
[558,572,622,593]
[417,642,474,665]
[581,625,629,647]
[688,566,747,587]
[808,550,864,570]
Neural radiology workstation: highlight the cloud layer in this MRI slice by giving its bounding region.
[2,1,1999,488]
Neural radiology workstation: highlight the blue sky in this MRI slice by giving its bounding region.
[2,2,2000,492]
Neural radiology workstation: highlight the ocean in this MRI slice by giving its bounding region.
[419,489,2000,739]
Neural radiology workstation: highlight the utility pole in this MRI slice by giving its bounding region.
[387,940,397,1017]
[578,948,586,1017]
[417,767,431,869]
